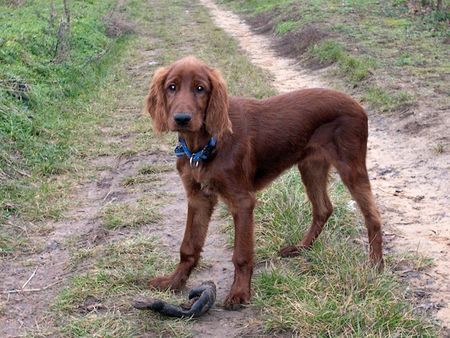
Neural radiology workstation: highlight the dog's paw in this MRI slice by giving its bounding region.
[148,275,181,291]
[371,256,385,273]
[279,245,304,257]
[223,289,250,310]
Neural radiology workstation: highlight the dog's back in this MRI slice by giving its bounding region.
[227,88,369,189]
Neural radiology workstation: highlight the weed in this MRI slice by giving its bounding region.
[122,168,169,186]
[433,143,445,154]
[363,85,414,112]
[395,52,414,66]
[310,40,345,64]
[138,163,173,175]
[310,39,372,83]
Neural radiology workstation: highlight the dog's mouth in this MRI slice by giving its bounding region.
[171,124,193,132]
[170,120,202,133]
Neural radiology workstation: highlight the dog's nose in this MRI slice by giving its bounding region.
[174,112,192,126]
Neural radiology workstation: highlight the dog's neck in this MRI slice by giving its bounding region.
[178,130,212,153]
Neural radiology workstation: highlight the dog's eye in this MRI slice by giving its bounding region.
[168,84,176,92]
[196,85,204,93]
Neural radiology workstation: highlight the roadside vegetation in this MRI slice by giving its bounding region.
[0,0,135,255]
[0,0,442,336]
[219,0,449,113]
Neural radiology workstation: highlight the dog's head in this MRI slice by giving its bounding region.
[145,56,232,139]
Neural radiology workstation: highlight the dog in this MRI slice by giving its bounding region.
[145,56,383,309]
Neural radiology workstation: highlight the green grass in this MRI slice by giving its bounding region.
[137,163,173,175]
[254,171,357,259]
[310,39,373,83]
[275,20,298,35]
[121,163,174,186]
[0,0,127,177]
[219,170,437,335]
[220,0,449,113]
[363,85,414,112]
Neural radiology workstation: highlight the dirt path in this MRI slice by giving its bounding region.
[199,0,450,328]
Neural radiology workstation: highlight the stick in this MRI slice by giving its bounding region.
[21,267,38,290]
[2,280,62,294]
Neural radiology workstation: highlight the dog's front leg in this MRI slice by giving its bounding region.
[149,188,217,291]
[224,193,256,310]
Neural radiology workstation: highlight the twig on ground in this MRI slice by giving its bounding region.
[2,280,62,294]
[102,190,113,202]
[21,267,38,290]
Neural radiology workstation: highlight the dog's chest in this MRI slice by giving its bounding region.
[191,168,217,195]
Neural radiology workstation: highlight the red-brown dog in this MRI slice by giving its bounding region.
[145,56,383,309]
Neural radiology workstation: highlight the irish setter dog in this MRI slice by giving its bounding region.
[145,56,383,309]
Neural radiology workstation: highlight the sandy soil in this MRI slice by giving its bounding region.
[199,0,450,328]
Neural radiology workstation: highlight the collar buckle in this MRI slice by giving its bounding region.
[175,136,217,167]
[189,156,200,168]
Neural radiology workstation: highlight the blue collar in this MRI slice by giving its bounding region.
[174,136,217,167]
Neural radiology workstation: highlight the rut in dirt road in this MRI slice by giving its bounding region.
[199,0,450,328]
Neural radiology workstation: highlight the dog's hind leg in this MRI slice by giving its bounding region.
[280,159,333,257]
[334,160,384,270]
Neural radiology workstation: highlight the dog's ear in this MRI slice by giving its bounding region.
[206,68,232,139]
[145,66,170,133]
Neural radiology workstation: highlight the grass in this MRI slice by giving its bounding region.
[100,198,161,230]
[363,85,414,112]
[0,0,128,178]
[221,169,437,335]
[310,39,373,83]
[275,20,298,35]
[254,171,357,259]
[121,163,173,186]
[433,143,446,154]
[137,163,173,175]
[220,0,449,113]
